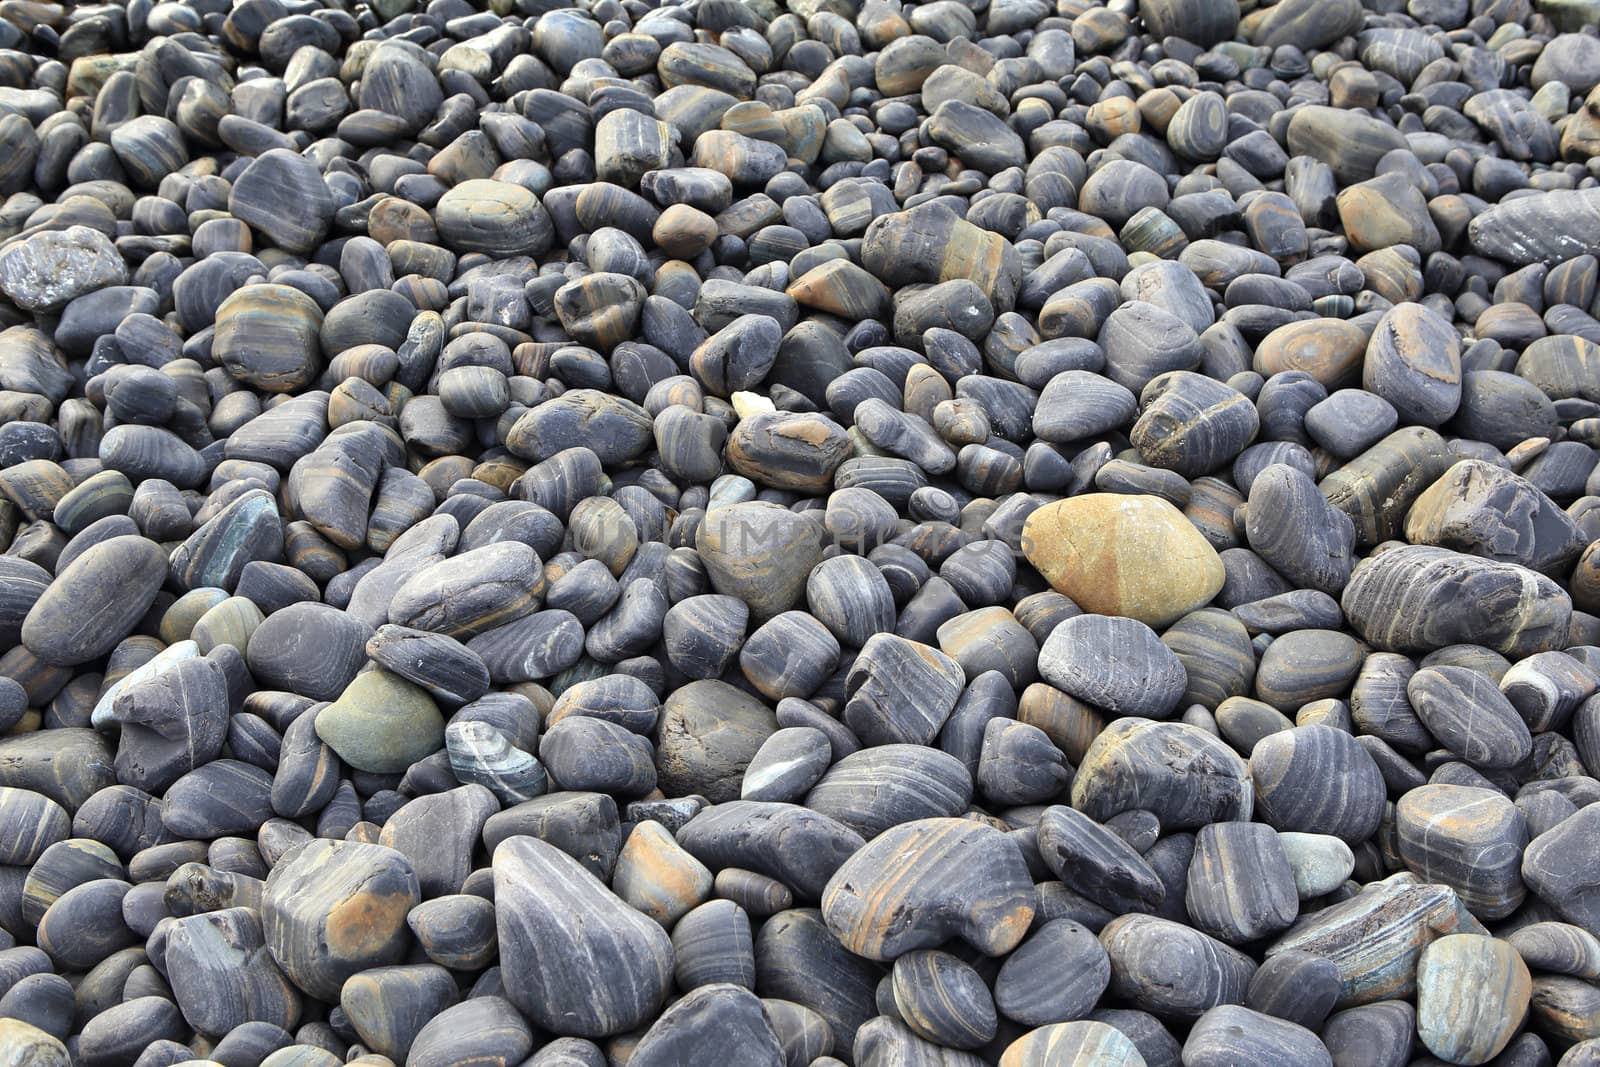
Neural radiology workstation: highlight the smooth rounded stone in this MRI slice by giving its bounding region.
[1162,609,1257,710]
[742,727,832,802]
[842,633,966,747]
[261,840,420,1002]
[26,841,119,930]
[891,949,997,1050]
[1186,822,1299,944]
[697,503,825,623]
[612,820,713,928]
[365,625,490,707]
[1252,629,1363,713]
[671,899,755,991]
[1415,934,1532,1064]
[1245,465,1356,595]
[433,180,553,258]
[1181,1005,1330,1067]
[1320,1001,1416,1067]
[467,610,586,684]
[806,555,895,648]
[1248,726,1384,843]
[406,894,496,972]
[1523,803,1600,932]
[247,603,371,702]
[314,670,444,774]
[1360,303,1462,427]
[338,964,457,1063]
[994,917,1110,1028]
[977,718,1070,805]
[821,817,1035,961]
[1100,914,1255,1018]
[228,149,334,255]
[804,744,971,839]
[541,715,656,797]
[1038,614,1187,718]
[0,788,68,866]
[1246,950,1341,1031]
[1509,922,1600,980]
[656,679,777,803]
[212,284,324,394]
[678,801,864,902]
[1217,693,1290,757]
[161,759,274,839]
[998,1020,1148,1067]
[1408,666,1532,770]
[445,720,544,805]
[387,543,542,640]
[107,654,229,793]
[1531,973,1600,1043]
[1267,879,1481,1007]
[1072,718,1252,830]
[937,607,1040,691]
[1506,651,1600,735]
[1278,833,1356,899]
[665,598,752,681]
[630,983,783,1067]
[21,535,166,667]
[1341,545,1571,659]
[0,1020,69,1067]
[165,907,300,1038]
[0,973,74,1041]
[378,785,497,897]
[406,996,535,1067]
[1032,370,1137,443]
[1405,460,1581,576]
[1035,804,1165,914]
[34,878,135,970]
[494,834,673,1038]
[1131,372,1259,479]
[1022,495,1224,628]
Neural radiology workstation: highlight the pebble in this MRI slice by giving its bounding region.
[494,835,673,1038]
[1038,614,1188,718]
[1022,495,1225,628]
[1415,934,1532,1064]
[0,0,1594,1060]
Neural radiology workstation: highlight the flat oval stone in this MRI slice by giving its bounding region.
[994,918,1110,1027]
[891,949,997,1050]
[1038,614,1187,718]
[22,536,167,666]
[1186,823,1299,944]
[1072,718,1253,830]
[1245,465,1356,595]
[494,834,673,1037]
[1101,913,1256,1018]
[1022,495,1225,628]
[1408,665,1533,770]
[1248,725,1385,843]
[1341,545,1571,658]
[999,1020,1147,1067]
[1415,934,1531,1064]
[821,817,1035,961]
[166,907,301,1037]
[261,840,420,1002]
[1181,1005,1331,1067]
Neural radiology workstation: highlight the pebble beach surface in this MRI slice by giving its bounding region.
[3,0,1600,1062]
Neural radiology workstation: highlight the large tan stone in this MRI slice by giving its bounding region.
[1021,494,1224,628]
